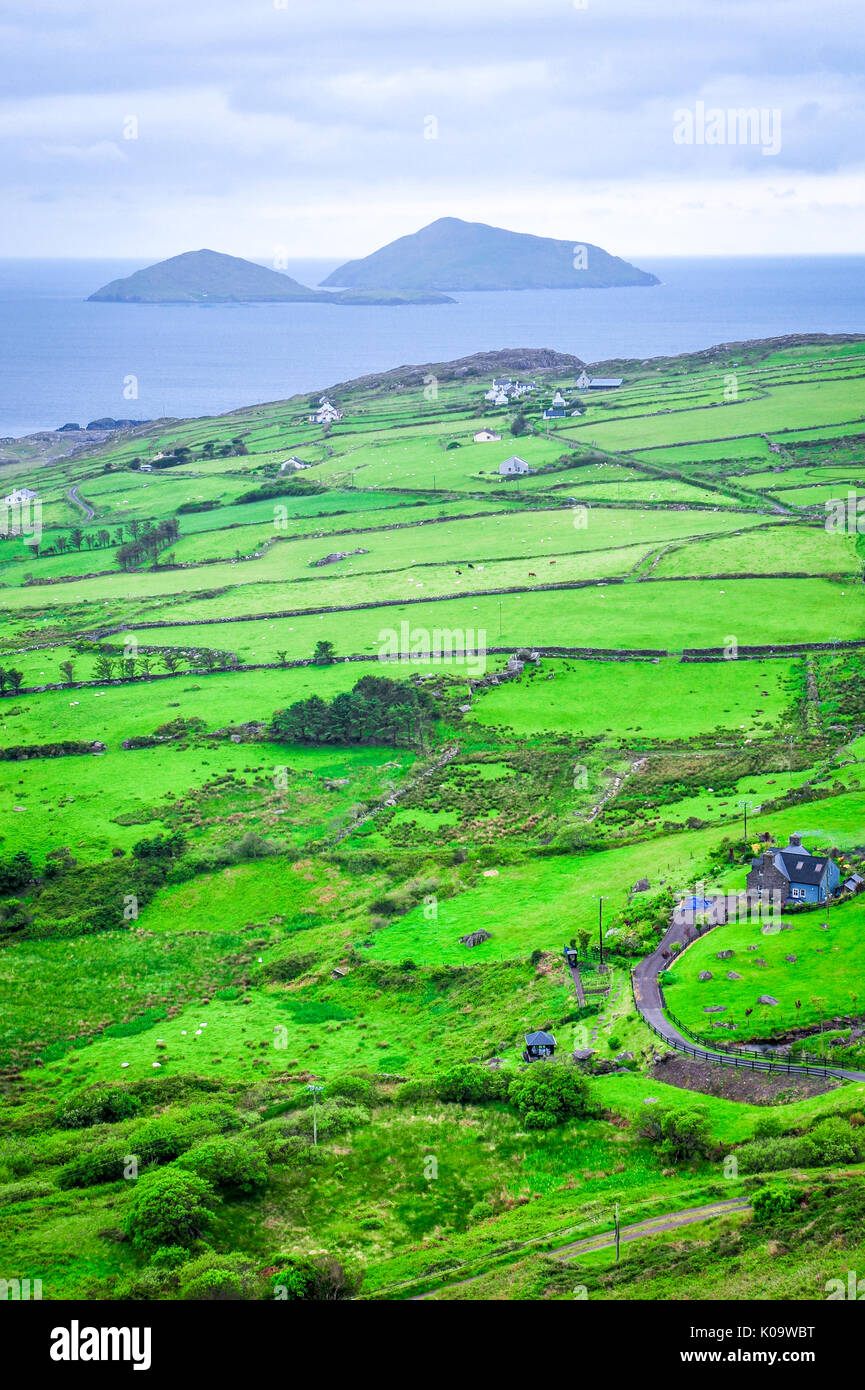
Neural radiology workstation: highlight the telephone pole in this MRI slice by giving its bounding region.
[595,895,609,968]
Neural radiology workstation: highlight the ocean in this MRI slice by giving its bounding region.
[1,255,864,440]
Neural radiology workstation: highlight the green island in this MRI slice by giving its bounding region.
[2,332,865,1303]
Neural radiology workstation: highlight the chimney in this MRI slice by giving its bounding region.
[762,851,774,867]
[787,832,802,849]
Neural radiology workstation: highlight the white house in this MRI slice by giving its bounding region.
[552,390,567,408]
[139,463,153,473]
[310,397,343,425]
[281,456,310,471]
[575,371,591,390]
[3,487,37,506]
[474,429,502,442]
[498,455,530,476]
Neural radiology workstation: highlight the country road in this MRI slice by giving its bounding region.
[68,485,95,520]
[410,1198,751,1300]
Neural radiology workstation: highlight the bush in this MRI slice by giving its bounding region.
[123,1168,215,1254]
[752,1186,799,1224]
[177,1137,268,1193]
[508,1064,591,1127]
[803,1117,864,1167]
[435,1063,508,1105]
[260,952,317,983]
[270,1253,361,1301]
[394,1079,436,1106]
[58,1143,128,1189]
[639,1104,712,1163]
[127,1118,192,1166]
[178,1252,261,1301]
[327,1074,378,1106]
[55,1085,141,1130]
[284,1099,370,1140]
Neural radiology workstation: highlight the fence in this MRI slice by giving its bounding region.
[629,969,847,1080]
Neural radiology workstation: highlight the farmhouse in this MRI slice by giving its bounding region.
[309,396,342,425]
[575,370,591,389]
[542,408,566,420]
[746,832,841,905]
[523,1030,556,1062]
[498,455,530,476]
[474,429,501,442]
[3,487,37,506]
[281,456,310,471]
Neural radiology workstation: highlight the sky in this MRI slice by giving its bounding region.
[2,0,864,261]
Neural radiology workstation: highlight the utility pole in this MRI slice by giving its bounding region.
[615,1201,621,1263]
[737,797,754,844]
[306,1083,323,1145]
[498,599,503,639]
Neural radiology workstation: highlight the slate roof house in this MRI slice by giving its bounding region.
[746,832,841,905]
[474,429,501,442]
[523,1030,556,1062]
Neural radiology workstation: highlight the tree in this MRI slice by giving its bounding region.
[177,1137,268,1193]
[0,899,33,936]
[312,639,336,665]
[0,852,35,894]
[270,1253,361,1302]
[6,669,23,694]
[508,1064,592,1129]
[511,413,529,436]
[69,528,84,550]
[93,655,115,682]
[59,660,76,685]
[0,668,7,694]
[162,651,180,673]
[639,1103,711,1163]
[122,1168,215,1254]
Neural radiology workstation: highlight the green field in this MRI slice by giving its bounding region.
[1,334,864,1306]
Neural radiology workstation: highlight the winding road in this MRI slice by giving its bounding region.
[632,913,865,1083]
[67,485,95,520]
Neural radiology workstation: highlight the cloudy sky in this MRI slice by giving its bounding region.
[3,0,864,261]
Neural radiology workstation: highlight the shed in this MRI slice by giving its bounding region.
[523,1030,556,1062]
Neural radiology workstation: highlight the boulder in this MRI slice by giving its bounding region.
[727,971,742,980]
[458,930,492,948]
[698,971,713,981]
[614,1051,634,1062]
[716,950,735,960]
[784,954,797,963]
[758,995,779,1006]
[703,1005,727,1013]
[572,1048,596,1062]
[632,878,650,893]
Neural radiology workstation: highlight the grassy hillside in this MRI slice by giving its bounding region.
[1,334,864,1305]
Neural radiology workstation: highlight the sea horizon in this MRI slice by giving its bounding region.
[2,254,864,440]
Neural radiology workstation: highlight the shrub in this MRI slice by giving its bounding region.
[123,1168,215,1254]
[177,1137,268,1193]
[55,1085,141,1130]
[508,1064,591,1127]
[639,1104,712,1163]
[58,1143,128,1189]
[128,1118,192,1165]
[436,1063,508,1105]
[394,1079,436,1106]
[284,1100,370,1140]
[803,1117,864,1167]
[178,1252,261,1301]
[327,1074,378,1106]
[260,952,317,983]
[270,1253,361,1301]
[149,1245,188,1269]
[752,1186,799,1224]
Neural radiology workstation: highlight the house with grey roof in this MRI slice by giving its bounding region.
[746,832,841,905]
[498,455,530,476]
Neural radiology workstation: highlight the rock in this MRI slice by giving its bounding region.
[614,1051,634,1062]
[703,1006,727,1013]
[572,1048,596,1063]
[458,930,492,948]
[632,878,650,893]
[747,945,759,951]
[716,950,735,959]
[698,971,713,981]
[643,1096,659,1104]
[486,1057,506,1069]
[758,995,779,1006]
[784,954,797,963]
[593,1059,614,1074]
[310,548,369,567]
[727,971,742,980]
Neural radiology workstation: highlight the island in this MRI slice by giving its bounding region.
[320,216,660,292]
[87,249,455,306]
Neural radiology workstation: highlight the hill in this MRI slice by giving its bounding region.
[321,217,660,292]
[87,249,454,305]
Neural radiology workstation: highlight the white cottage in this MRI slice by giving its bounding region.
[498,455,530,476]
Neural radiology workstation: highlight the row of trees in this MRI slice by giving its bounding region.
[92,647,234,681]
[129,436,248,470]
[270,674,436,747]
[116,518,180,570]
[0,666,24,695]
